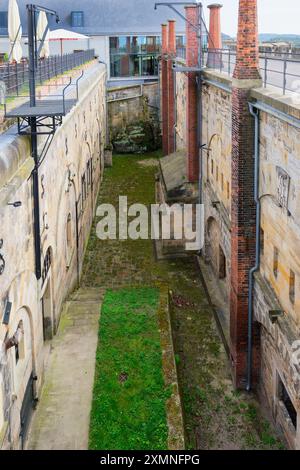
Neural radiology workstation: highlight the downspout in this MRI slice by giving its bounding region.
[173,66,177,152]
[198,3,203,206]
[247,103,260,392]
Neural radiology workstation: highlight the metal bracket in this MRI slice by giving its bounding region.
[269,310,284,324]
[173,65,203,73]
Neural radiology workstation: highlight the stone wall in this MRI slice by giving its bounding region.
[173,65,300,447]
[250,88,300,449]
[0,62,107,449]
[108,82,161,153]
[175,66,187,151]
[201,71,232,302]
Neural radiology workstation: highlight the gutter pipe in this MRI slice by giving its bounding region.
[198,3,203,206]
[247,102,260,392]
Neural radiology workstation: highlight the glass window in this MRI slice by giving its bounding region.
[71,11,84,28]
[176,35,185,47]
[0,11,8,28]
[109,36,160,78]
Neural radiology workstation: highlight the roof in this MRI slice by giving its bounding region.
[0,0,187,36]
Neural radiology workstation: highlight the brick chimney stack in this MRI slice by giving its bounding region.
[208,4,222,50]
[207,4,223,68]
[185,5,199,182]
[230,0,262,389]
[233,0,260,79]
[167,20,176,155]
[161,24,169,156]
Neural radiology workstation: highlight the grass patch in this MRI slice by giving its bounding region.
[89,287,169,450]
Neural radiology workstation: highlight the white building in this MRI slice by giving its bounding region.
[0,0,186,85]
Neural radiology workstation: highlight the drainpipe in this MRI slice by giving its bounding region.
[198,3,203,206]
[173,67,177,151]
[247,103,260,392]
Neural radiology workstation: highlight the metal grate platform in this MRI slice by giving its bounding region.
[5,99,77,119]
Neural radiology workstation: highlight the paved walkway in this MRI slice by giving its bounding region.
[27,288,103,450]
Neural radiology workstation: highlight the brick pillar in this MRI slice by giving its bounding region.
[207,4,223,68]
[161,24,169,156]
[230,0,262,389]
[185,5,199,182]
[167,20,176,155]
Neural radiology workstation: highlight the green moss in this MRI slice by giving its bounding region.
[89,287,169,450]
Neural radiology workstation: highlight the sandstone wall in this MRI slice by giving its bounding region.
[251,89,300,449]
[108,82,161,153]
[174,66,187,151]
[187,68,300,448]
[0,62,107,449]
[201,72,232,301]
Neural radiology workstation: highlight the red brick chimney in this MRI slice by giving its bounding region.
[230,0,261,389]
[185,5,199,182]
[233,0,260,79]
[161,23,169,156]
[207,4,223,68]
[167,20,176,154]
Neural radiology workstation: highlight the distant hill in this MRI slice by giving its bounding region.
[222,33,233,41]
[259,34,300,44]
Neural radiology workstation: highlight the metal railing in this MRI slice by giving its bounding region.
[202,48,300,95]
[0,49,95,99]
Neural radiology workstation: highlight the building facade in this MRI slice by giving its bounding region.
[0,0,185,85]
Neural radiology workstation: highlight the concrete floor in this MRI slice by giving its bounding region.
[27,288,104,450]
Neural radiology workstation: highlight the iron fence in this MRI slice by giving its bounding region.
[202,48,300,95]
[0,49,95,99]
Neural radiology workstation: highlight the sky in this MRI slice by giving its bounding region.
[199,0,300,37]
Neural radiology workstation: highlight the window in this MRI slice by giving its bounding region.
[15,342,19,364]
[66,213,72,247]
[71,11,84,28]
[109,36,160,78]
[219,246,226,279]
[221,173,224,191]
[289,270,295,305]
[260,228,264,255]
[278,376,297,429]
[176,36,185,47]
[227,181,230,200]
[0,11,8,28]
[81,174,87,203]
[216,166,219,182]
[66,213,72,268]
[211,159,214,175]
[273,246,279,279]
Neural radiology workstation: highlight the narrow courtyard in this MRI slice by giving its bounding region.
[30,151,284,450]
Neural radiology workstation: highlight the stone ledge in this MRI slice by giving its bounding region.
[202,68,232,91]
[156,283,185,450]
[0,131,31,191]
[0,156,34,206]
[251,86,300,121]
